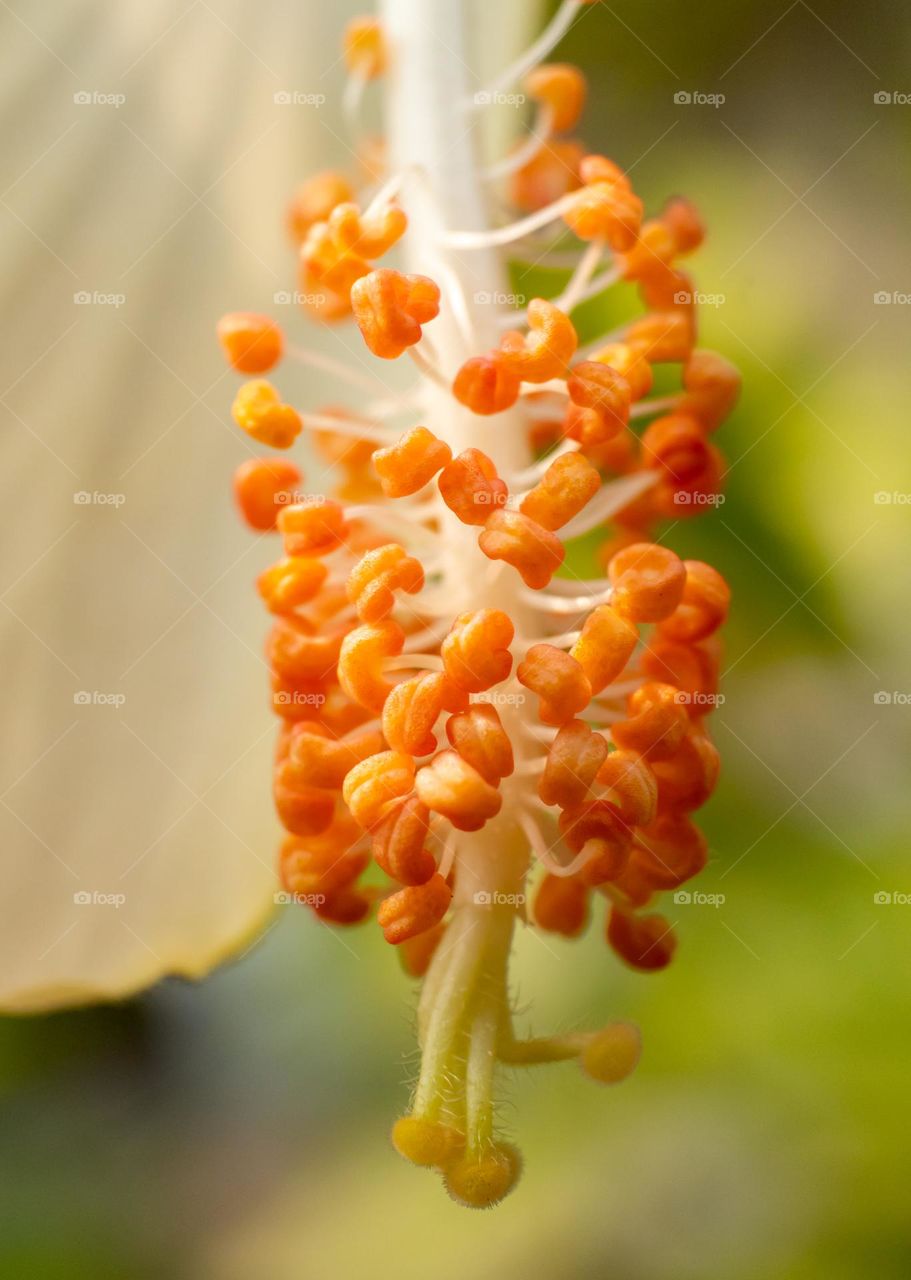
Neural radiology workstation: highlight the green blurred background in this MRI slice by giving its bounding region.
[2,0,909,1276]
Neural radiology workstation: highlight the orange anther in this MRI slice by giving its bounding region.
[267,616,344,684]
[315,888,371,925]
[651,725,720,812]
[438,449,508,525]
[607,908,677,971]
[273,769,336,836]
[378,874,452,945]
[257,557,328,614]
[446,704,514,785]
[351,268,440,359]
[278,497,349,556]
[328,201,407,258]
[534,873,589,937]
[285,723,385,790]
[517,644,592,726]
[347,543,424,622]
[640,636,720,710]
[659,561,730,643]
[233,457,302,531]
[564,159,642,249]
[511,139,584,213]
[280,826,368,900]
[569,604,638,695]
[441,609,514,693]
[372,793,436,885]
[338,619,405,713]
[625,311,693,364]
[590,342,653,401]
[520,452,600,531]
[539,720,609,808]
[373,426,452,497]
[679,350,741,430]
[452,351,522,415]
[525,63,587,133]
[608,542,686,623]
[635,812,708,888]
[611,681,689,761]
[595,749,658,827]
[301,220,371,295]
[287,170,354,244]
[217,312,284,374]
[566,361,631,442]
[479,510,565,589]
[641,413,710,484]
[663,196,705,254]
[398,922,445,976]
[231,380,302,449]
[414,750,502,831]
[559,801,632,885]
[342,750,416,829]
[620,219,678,284]
[499,299,578,383]
[382,671,451,756]
[343,16,387,79]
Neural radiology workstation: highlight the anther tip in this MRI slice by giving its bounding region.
[580,1020,642,1085]
[391,1115,463,1168]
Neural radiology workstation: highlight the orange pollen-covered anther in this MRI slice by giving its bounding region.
[287,170,354,244]
[217,312,284,374]
[534,873,589,937]
[625,311,694,364]
[347,543,424,622]
[499,299,578,383]
[607,908,677,971]
[441,609,514,693]
[658,561,731,643]
[285,723,386,790]
[479,510,565,590]
[566,361,631,443]
[377,874,452,946]
[233,457,302,531]
[563,155,643,249]
[445,704,514,785]
[438,448,508,525]
[231,380,302,449]
[539,719,608,809]
[635,812,708,888]
[641,413,711,483]
[342,749,416,829]
[343,16,387,79]
[595,749,658,827]
[452,352,521,416]
[414,750,502,831]
[569,604,638,695]
[328,201,407,259]
[524,63,587,134]
[382,671,454,757]
[517,645,592,726]
[278,497,350,557]
[559,801,632,885]
[351,268,440,359]
[373,426,452,498]
[607,542,687,623]
[680,349,741,430]
[372,793,436,886]
[338,619,405,713]
[611,681,689,761]
[519,452,599,531]
[257,557,328,614]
